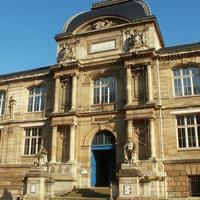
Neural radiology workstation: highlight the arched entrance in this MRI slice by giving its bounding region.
[91,130,116,187]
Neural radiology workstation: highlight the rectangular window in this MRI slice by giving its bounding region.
[28,87,46,112]
[173,67,200,97]
[0,92,5,115]
[24,128,42,155]
[176,114,200,149]
[93,77,115,104]
[189,176,200,197]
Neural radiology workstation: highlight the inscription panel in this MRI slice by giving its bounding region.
[90,40,116,53]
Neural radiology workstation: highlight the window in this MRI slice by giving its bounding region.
[28,87,46,112]
[189,176,200,197]
[92,131,115,145]
[93,77,115,104]
[176,114,200,148]
[173,67,200,96]
[24,128,42,155]
[0,92,5,115]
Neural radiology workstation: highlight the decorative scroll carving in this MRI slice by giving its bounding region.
[57,40,79,61]
[89,19,118,31]
[124,138,137,164]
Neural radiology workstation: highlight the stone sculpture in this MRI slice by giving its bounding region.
[33,145,48,167]
[124,138,137,164]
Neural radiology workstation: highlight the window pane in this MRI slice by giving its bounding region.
[0,92,5,115]
[174,79,182,96]
[24,138,30,155]
[178,128,186,148]
[198,127,200,147]
[193,76,200,94]
[196,114,200,124]
[183,77,192,95]
[31,138,37,154]
[173,69,181,76]
[187,115,195,125]
[182,68,190,75]
[188,127,196,147]
[177,116,185,126]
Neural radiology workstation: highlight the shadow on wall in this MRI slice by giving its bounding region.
[0,189,13,200]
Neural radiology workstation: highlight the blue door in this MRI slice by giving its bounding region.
[91,144,116,187]
[91,130,116,187]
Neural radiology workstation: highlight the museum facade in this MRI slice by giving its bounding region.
[0,0,200,199]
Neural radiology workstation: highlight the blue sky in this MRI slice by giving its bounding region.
[0,0,199,74]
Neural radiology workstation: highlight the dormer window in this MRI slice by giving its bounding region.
[0,92,5,115]
[28,87,46,112]
[173,67,200,97]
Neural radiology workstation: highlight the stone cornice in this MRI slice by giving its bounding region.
[156,50,200,60]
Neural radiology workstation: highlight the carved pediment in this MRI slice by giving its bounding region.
[74,17,130,33]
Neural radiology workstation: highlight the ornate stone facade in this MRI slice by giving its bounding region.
[0,0,200,200]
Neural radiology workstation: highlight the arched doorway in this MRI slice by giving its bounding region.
[91,130,116,187]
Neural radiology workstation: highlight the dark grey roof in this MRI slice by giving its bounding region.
[63,0,151,34]
[157,42,200,54]
[0,66,51,80]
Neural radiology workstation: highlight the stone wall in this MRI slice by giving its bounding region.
[165,162,200,198]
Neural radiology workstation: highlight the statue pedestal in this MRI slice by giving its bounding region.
[117,161,167,200]
[23,166,54,200]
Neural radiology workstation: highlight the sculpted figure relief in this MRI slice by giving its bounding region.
[124,138,137,164]
[9,95,16,116]
[125,29,145,52]
[90,19,117,30]
[33,145,48,167]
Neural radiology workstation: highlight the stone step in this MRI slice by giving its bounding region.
[54,187,110,200]
[53,197,108,200]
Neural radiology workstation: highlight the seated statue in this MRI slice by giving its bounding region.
[124,138,137,164]
[33,145,48,167]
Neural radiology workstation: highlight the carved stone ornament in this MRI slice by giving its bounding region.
[124,138,137,164]
[57,40,79,61]
[124,29,146,52]
[89,19,118,31]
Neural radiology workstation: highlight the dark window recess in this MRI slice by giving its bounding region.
[189,175,200,197]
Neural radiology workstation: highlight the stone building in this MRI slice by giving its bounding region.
[0,0,200,199]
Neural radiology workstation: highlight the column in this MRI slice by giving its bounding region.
[149,119,156,158]
[126,67,132,105]
[127,120,133,140]
[51,126,57,163]
[54,76,60,113]
[71,74,77,111]
[147,64,153,102]
[69,125,76,163]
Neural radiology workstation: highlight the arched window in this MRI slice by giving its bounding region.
[93,77,115,104]
[92,131,115,145]
[28,86,46,112]
[173,66,200,96]
[0,91,6,115]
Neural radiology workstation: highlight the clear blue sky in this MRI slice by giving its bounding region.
[0,0,199,74]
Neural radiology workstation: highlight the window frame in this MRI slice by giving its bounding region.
[176,114,200,149]
[0,91,6,116]
[173,66,200,97]
[24,127,42,155]
[93,76,116,105]
[28,86,46,112]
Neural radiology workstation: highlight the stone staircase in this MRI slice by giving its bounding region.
[53,187,110,200]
